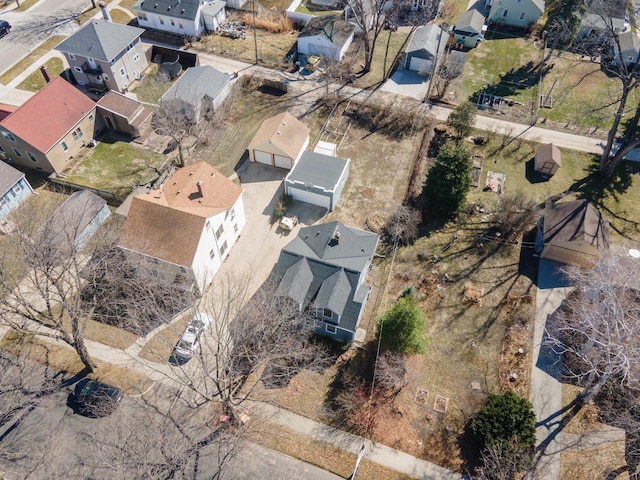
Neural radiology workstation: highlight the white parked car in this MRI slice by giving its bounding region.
[172,313,212,361]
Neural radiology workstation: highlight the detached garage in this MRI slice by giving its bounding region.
[285,151,350,211]
[297,15,356,61]
[248,112,310,169]
[404,24,449,75]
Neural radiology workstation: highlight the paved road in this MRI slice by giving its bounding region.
[0,0,86,78]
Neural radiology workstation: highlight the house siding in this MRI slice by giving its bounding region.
[76,204,111,248]
[487,1,542,28]
[135,10,203,37]
[0,176,33,219]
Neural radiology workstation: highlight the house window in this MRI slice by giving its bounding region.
[502,9,509,17]
[28,152,37,162]
[230,208,235,220]
[178,21,183,29]
[120,68,126,76]
[519,11,525,20]
[12,148,21,157]
[326,324,337,334]
[74,66,82,73]
[72,127,83,141]
[323,308,333,319]
[1,131,15,142]
[138,12,147,21]
[159,16,164,24]
[220,241,228,256]
[69,53,76,60]
[61,141,69,152]
[170,19,175,26]
[89,114,94,122]
[206,220,212,231]
[233,223,238,234]
[209,248,215,260]
[0,197,7,208]
[12,183,22,194]
[215,225,224,240]
[133,54,140,62]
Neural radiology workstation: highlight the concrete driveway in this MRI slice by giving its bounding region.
[380,69,430,100]
[216,162,326,297]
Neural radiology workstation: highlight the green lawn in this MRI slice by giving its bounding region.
[17,58,65,92]
[131,64,172,105]
[64,137,166,196]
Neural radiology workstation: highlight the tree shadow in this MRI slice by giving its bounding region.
[470,61,554,101]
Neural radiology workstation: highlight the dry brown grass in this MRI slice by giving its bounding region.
[237,11,293,33]
[138,313,191,363]
[561,442,629,480]
[82,318,138,351]
[0,331,152,395]
[249,422,414,480]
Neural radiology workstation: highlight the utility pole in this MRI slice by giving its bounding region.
[252,0,258,64]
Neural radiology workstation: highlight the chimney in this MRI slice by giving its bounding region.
[196,179,203,196]
[99,1,111,21]
[334,231,341,244]
[39,65,50,83]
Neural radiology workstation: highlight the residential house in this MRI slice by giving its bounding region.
[41,189,111,260]
[133,0,227,37]
[0,104,16,122]
[273,221,379,342]
[247,112,310,169]
[284,151,349,211]
[297,15,356,61]
[55,20,148,94]
[534,143,561,177]
[485,0,545,29]
[403,24,449,75]
[160,66,232,124]
[453,9,486,49]
[540,200,610,268]
[96,91,153,138]
[0,77,97,174]
[578,0,627,39]
[118,162,246,293]
[612,31,640,69]
[0,162,32,220]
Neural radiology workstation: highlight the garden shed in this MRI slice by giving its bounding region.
[534,143,562,177]
[248,112,310,169]
[284,151,350,211]
[453,9,485,49]
[297,15,356,61]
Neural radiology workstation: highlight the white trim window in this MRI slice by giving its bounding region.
[220,241,228,256]
[69,53,76,60]
[120,67,126,76]
[12,183,22,194]
[519,11,526,21]
[72,127,83,141]
[133,53,140,62]
[209,248,215,260]
[1,131,16,142]
[61,141,69,152]
[502,9,509,17]
[138,12,147,21]
[326,324,337,334]
[74,66,82,73]
[0,197,7,208]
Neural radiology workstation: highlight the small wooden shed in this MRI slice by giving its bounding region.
[534,143,562,177]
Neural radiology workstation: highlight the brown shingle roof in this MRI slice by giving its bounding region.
[97,91,143,120]
[247,112,310,160]
[119,162,242,267]
[0,77,96,153]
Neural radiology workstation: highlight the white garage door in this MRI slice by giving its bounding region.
[290,187,330,209]
[253,150,272,165]
[274,154,292,169]
[409,57,430,74]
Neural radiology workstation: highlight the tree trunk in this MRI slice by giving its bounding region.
[71,320,96,372]
[599,82,630,172]
[362,34,373,74]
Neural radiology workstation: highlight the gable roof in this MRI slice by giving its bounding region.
[299,15,356,48]
[248,112,310,160]
[618,31,640,55]
[586,0,626,19]
[542,200,610,266]
[119,162,242,267]
[97,91,144,119]
[286,151,349,190]
[274,221,379,332]
[134,0,201,20]
[406,24,449,58]
[0,161,26,198]
[0,77,96,153]
[536,143,562,166]
[162,66,230,107]
[531,0,545,13]
[202,0,226,17]
[55,20,144,62]
[455,9,485,33]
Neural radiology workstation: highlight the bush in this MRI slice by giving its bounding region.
[472,391,536,450]
[446,101,476,139]
[377,293,428,354]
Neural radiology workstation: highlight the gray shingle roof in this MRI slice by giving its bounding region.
[406,24,448,58]
[273,221,379,333]
[286,152,349,190]
[134,0,201,20]
[0,161,26,198]
[162,66,230,107]
[455,9,485,33]
[55,20,144,62]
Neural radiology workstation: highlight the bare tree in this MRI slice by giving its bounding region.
[435,51,465,99]
[385,203,420,246]
[0,192,120,373]
[547,247,640,407]
[473,441,535,480]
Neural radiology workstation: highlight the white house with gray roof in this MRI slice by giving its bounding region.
[160,66,232,124]
[297,15,356,61]
[485,0,545,29]
[55,20,147,94]
[273,221,379,342]
[284,151,349,211]
[404,24,449,74]
[0,162,32,220]
[133,0,226,37]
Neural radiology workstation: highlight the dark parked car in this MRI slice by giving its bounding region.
[0,20,11,38]
[72,379,123,417]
